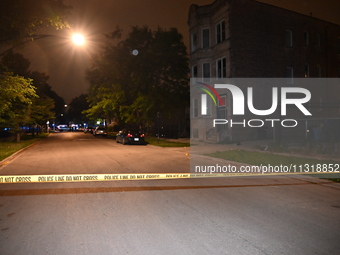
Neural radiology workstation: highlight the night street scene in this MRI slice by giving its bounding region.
[1,0,340,254]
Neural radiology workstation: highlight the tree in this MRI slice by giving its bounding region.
[0,0,71,45]
[68,94,89,124]
[0,73,37,142]
[86,26,189,132]
[0,50,30,76]
[29,71,64,120]
[1,52,64,139]
[0,0,70,139]
[28,71,55,133]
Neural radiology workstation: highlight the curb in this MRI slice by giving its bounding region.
[191,153,340,184]
[0,137,46,168]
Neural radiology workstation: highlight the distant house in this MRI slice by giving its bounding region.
[188,0,340,143]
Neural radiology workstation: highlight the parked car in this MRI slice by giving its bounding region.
[116,129,145,145]
[84,127,95,134]
[93,126,108,137]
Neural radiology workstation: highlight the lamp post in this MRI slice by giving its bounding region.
[0,33,86,134]
[0,33,86,57]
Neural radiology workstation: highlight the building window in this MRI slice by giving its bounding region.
[191,33,197,52]
[318,97,323,112]
[285,29,293,47]
[217,109,227,131]
[202,63,210,82]
[317,65,322,77]
[204,95,213,116]
[192,66,198,78]
[317,33,321,47]
[304,64,310,77]
[217,58,227,78]
[202,28,210,48]
[216,20,226,44]
[304,31,309,46]
[219,95,227,107]
[193,98,198,118]
[286,67,294,84]
[192,128,199,139]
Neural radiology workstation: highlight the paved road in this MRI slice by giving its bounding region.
[0,132,339,255]
[0,132,190,175]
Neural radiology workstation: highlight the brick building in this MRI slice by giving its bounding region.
[189,0,340,143]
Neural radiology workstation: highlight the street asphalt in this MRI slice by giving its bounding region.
[0,132,339,255]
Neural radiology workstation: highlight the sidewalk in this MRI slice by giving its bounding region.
[190,139,340,162]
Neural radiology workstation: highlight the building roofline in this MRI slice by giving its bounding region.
[253,0,340,27]
[189,0,340,27]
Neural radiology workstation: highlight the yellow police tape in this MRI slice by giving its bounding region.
[0,172,334,183]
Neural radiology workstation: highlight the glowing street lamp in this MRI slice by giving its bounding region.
[72,33,85,46]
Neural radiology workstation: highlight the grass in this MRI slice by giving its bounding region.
[85,132,190,147]
[107,132,118,138]
[206,150,337,166]
[206,150,340,182]
[0,133,48,162]
[145,137,190,147]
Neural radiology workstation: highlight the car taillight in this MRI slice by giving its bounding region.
[140,134,145,137]
[127,134,133,137]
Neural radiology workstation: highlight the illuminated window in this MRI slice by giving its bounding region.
[204,95,213,116]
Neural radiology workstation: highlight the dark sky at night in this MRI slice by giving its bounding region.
[13,0,340,104]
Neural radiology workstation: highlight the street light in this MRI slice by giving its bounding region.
[72,34,85,46]
[0,32,87,134]
[0,33,86,57]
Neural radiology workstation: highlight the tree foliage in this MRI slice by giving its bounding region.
[68,94,89,124]
[0,0,69,140]
[0,73,36,119]
[0,72,38,141]
[86,26,189,129]
[0,0,71,45]
[29,70,64,116]
[0,52,64,140]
